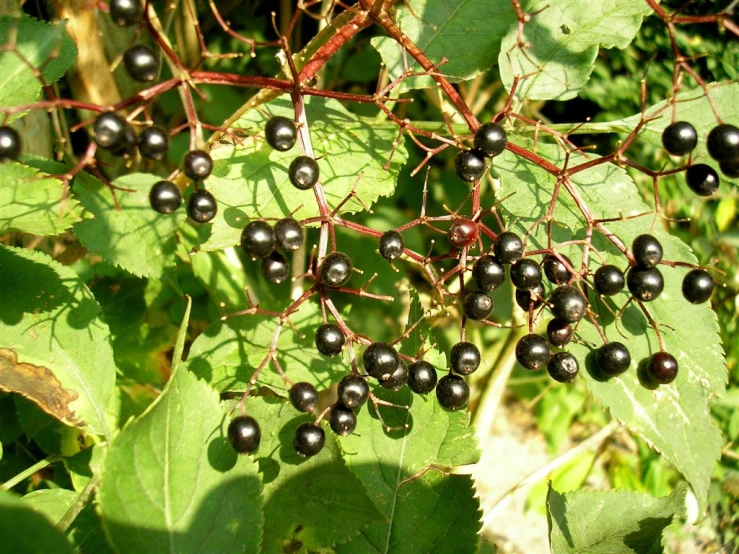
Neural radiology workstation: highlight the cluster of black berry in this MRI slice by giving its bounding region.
[241,218,304,284]
[453,122,507,182]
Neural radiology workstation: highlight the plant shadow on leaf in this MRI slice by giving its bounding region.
[636,358,659,391]
[207,436,238,473]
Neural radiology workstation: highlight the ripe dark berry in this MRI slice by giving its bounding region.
[261,251,289,284]
[474,122,507,157]
[329,404,356,436]
[436,374,469,410]
[227,416,260,454]
[706,123,739,161]
[547,352,579,383]
[315,324,345,357]
[454,149,486,182]
[448,218,479,248]
[661,121,698,156]
[515,334,550,370]
[93,111,129,150]
[685,164,720,196]
[549,285,587,323]
[241,221,275,259]
[319,252,352,288]
[337,374,369,409]
[682,269,714,304]
[293,423,325,458]
[627,266,664,302]
[450,341,481,375]
[183,150,213,181]
[720,157,739,179]
[380,359,408,391]
[363,342,399,380]
[546,318,573,347]
[379,230,404,261]
[462,291,493,320]
[187,189,217,223]
[289,156,319,190]
[109,0,143,26]
[510,258,542,291]
[138,126,169,160]
[594,265,625,296]
[632,235,663,269]
[274,217,303,252]
[596,342,631,377]
[407,360,438,394]
[265,116,297,151]
[543,254,572,285]
[123,45,159,82]
[646,352,678,385]
[149,180,181,214]
[0,126,21,161]
[472,255,505,291]
[493,232,524,264]
[515,283,544,311]
[289,382,319,413]
[114,122,137,155]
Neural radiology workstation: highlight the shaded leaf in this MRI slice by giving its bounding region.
[0,490,75,554]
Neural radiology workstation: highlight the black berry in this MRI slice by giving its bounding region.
[685,164,720,197]
[363,342,399,380]
[448,218,479,248]
[515,334,550,370]
[454,149,486,182]
[265,116,297,152]
[289,156,319,189]
[493,232,524,264]
[510,258,542,291]
[380,359,408,391]
[315,324,345,357]
[109,0,143,26]
[436,374,469,410]
[472,255,506,291]
[138,126,169,160]
[706,123,739,161]
[646,352,678,385]
[632,235,663,268]
[379,230,404,261]
[661,121,697,156]
[289,382,319,413]
[187,189,217,223]
[549,285,587,323]
[407,361,438,394]
[293,423,325,458]
[593,265,625,296]
[543,254,572,285]
[720,157,739,179]
[261,251,289,284]
[228,416,260,454]
[329,404,357,436]
[682,269,714,304]
[183,150,213,181]
[149,180,181,214]
[627,266,664,302]
[274,218,303,251]
[319,252,352,288]
[596,342,631,377]
[337,374,369,409]
[474,122,507,158]
[462,291,493,320]
[515,283,544,311]
[93,111,129,150]
[547,352,579,383]
[241,221,276,259]
[450,341,481,375]
[123,45,159,82]
[546,318,573,347]
[0,126,21,161]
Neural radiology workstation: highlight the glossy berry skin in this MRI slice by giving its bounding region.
[549,285,587,323]
[596,342,631,377]
[0,126,21,161]
[472,255,505,291]
[510,258,542,291]
[241,221,276,259]
[138,126,169,160]
[93,112,129,150]
[187,189,217,223]
[547,352,579,383]
[183,150,213,181]
[261,251,289,284]
[436,374,469,411]
[632,235,663,269]
[293,423,325,458]
[363,342,399,380]
[274,217,303,251]
[515,283,544,311]
[682,269,714,304]
[289,156,319,190]
[379,230,404,261]
[228,416,260,454]
[627,266,664,302]
[474,122,507,157]
[685,164,720,197]
[706,123,739,161]
[494,232,524,264]
[454,149,486,182]
[646,352,678,385]
[462,291,493,320]
[547,318,573,347]
[450,342,481,375]
[123,45,159,82]
[149,180,181,214]
[315,324,345,357]
[448,218,479,248]
[289,382,319,413]
[329,404,357,436]
[319,252,352,288]
[543,254,571,285]
[109,0,143,26]
[661,121,698,156]
[380,360,408,391]
[265,116,297,151]
[407,361,438,394]
[594,265,625,296]
[720,157,739,179]
[337,374,369,409]
[515,334,550,370]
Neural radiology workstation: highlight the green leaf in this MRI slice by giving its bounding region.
[371,0,515,91]
[0,161,81,236]
[546,483,686,553]
[202,96,408,251]
[0,490,75,554]
[191,249,251,311]
[244,396,382,551]
[0,246,115,438]
[72,172,185,278]
[335,387,482,553]
[498,0,653,101]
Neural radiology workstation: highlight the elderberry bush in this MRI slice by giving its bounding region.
[0,1,736,553]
